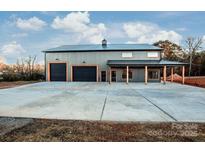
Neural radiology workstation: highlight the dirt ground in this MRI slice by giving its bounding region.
[174,77,205,88]
[0,118,205,142]
[184,77,205,88]
[0,81,40,89]
[167,74,205,88]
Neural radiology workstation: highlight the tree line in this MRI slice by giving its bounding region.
[154,37,205,76]
[0,56,44,81]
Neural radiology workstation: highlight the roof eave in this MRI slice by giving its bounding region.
[43,49,163,53]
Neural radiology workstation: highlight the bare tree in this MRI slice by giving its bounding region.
[31,55,37,76]
[15,59,21,73]
[185,37,203,76]
[24,55,37,78]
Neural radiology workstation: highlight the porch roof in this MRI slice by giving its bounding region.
[107,60,188,67]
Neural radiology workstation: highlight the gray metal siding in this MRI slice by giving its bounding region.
[132,69,145,82]
[45,51,161,81]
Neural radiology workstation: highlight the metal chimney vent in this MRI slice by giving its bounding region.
[102,39,107,48]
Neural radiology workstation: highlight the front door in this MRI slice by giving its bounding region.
[111,71,116,82]
[101,71,106,82]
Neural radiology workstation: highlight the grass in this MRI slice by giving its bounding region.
[0,118,205,142]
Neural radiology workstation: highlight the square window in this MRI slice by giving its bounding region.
[147,52,158,58]
[122,52,133,58]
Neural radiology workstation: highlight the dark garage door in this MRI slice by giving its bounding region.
[73,66,97,82]
[50,63,66,81]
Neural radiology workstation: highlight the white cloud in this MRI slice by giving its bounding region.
[123,22,182,44]
[1,41,26,57]
[52,12,90,32]
[51,12,106,44]
[202,35,205,42]
[123,22,157,38]
[16,16,47,31]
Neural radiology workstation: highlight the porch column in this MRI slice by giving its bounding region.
[163,65,167,84]
[145,66,148,85]
[171,67,174,82]
[126,66,129,84]
[96,65,99,82]
[109,67,112,84]
[70,65,73,82]
[182,66,185,84]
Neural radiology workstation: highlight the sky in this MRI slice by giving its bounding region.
[0,11,205,64]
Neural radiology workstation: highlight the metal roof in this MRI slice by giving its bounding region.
[107,60,188,67]
[43,44,162,52]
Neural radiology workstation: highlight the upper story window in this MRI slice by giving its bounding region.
[122,52,133,58]
[147,52,159,58]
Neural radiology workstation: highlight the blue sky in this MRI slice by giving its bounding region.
[0,11,205,64]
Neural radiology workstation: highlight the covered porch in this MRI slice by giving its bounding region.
[107,60,188,85]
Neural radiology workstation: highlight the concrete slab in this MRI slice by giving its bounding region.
[102,84,174,122]
[129,83,205,122]
[0,82,107,120]
[0,82,205,122]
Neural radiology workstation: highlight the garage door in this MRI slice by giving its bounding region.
[50,63,66,81]
[73,66,97,82]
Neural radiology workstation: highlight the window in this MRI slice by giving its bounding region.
[122,70,132,79]
[147,52,158,58]
[122,52,133,58]
[148,70,159,80]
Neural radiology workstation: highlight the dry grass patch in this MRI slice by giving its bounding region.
[1,119,205,142]
[0,81,40,89]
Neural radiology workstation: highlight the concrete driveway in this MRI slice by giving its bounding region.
[0,82,205,122]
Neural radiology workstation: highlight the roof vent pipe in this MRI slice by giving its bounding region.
[102,39,107,48]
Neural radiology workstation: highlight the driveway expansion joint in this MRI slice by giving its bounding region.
[130,86,178,122]
[100,91,108,121]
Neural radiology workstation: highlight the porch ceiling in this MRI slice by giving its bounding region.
[107,60,188,67]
